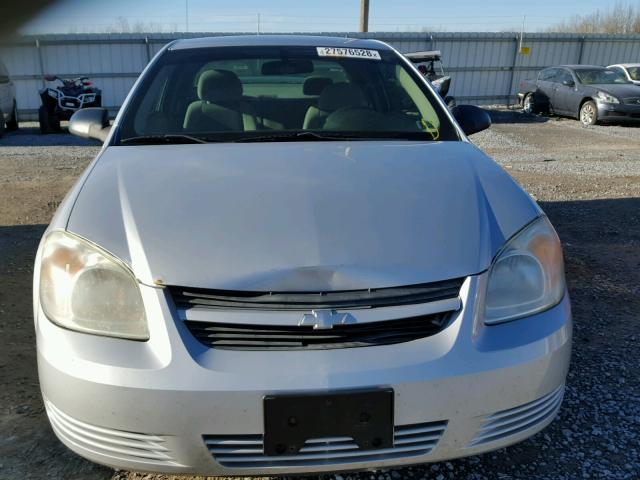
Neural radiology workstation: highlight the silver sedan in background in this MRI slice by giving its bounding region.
[0,58,18,134]
[608,63,640,85]
[35,35,571,476]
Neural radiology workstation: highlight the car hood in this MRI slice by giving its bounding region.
[66,141,540,291]
[589,83,640,97]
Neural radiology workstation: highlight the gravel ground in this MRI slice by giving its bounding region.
[1,113,639,480]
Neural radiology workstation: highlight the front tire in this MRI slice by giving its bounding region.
[580,101,598,126]
[39,105,51,134]
[523,93,537,114]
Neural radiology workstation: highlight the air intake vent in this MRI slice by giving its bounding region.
[205,421,447,468]
[45,399,182,467]
[184,311,453,350]
[469,385,564,447]
[169,277,464,311]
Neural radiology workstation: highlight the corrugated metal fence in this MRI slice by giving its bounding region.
[2,31,640,119]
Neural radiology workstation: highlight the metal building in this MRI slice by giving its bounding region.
[1,32,640,119]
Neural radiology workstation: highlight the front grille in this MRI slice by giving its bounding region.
[205,421,447,468]
[469,385,564,446]
[184,311,453,350]
[169,277,464,311]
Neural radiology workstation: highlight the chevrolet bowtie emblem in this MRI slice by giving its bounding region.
[299,309,355,330]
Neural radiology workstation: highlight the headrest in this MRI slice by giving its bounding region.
[303,76,333,96]
[198,69,242,103]
[318,83,368,112]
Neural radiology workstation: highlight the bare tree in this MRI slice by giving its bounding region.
[102,16,175,33]
[548,1,640,34]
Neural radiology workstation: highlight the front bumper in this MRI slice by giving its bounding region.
[36,274,572,476]
[596,101,640,122]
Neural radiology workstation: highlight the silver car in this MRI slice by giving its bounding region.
[0,58,18,135]
[608,63,640,86]
[35,35,571,476]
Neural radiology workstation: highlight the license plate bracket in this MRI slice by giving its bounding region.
[263,389,394,456]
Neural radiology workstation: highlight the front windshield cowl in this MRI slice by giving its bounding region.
[117,43,459,145]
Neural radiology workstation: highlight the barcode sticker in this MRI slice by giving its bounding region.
[316,47,381,60]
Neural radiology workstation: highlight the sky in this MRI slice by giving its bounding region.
[22,0,629,34]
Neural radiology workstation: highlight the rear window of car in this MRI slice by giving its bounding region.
[538,68,558,81]
[194,58,348,99]
[118,45,459,143]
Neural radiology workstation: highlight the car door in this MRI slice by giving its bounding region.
[536,68,557,108]
[552,69,580,115]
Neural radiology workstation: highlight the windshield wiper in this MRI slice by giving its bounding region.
[120,134,210,145]
[120,130,436,145]
[235,131,367,143]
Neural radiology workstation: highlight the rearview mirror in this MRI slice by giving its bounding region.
[451,105,491,136]
[69,108,111,142]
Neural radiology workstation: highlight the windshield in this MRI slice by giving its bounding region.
[575,68,630,85]
[627,67,640,81]
[118,45,458,144]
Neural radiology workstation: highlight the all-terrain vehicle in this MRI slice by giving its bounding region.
[405,50,456,108]
[38,75,102,133]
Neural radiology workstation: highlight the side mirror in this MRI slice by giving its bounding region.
[451,105,491,136]
[562,79,575,87]
[69,108,111,142]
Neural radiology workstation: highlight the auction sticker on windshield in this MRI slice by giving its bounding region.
[316,47,381,60]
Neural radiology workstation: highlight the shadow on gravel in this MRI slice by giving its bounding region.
[1,197,639,479]
[485,108,551,125]
[0,125,101,147]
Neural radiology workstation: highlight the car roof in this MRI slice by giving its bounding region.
[169,35,392,51]
[554,65,606,70]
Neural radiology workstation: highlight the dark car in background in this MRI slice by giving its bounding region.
[518,65,640,126]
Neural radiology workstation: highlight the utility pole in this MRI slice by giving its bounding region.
[257,13,261,35]
[359,0,369,33]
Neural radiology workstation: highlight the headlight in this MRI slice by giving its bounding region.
[47,89,58,99]
[39,231,148,340]
[484,216,565,325]
[596,91,620,104]
[82,94,95,103]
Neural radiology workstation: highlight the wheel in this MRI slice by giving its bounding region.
[523,93,536,114]
[50,113,61,132]
[39,105,51,134]
[6,101,18,131]
[580,100,598,126]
